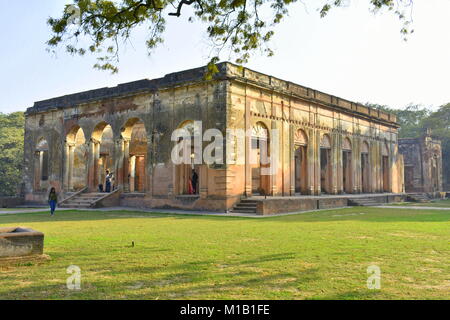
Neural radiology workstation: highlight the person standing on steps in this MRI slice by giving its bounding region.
[48,187,58,216]
[105,170,113,193]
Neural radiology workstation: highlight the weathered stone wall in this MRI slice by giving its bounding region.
[399,135,443,193]
[24,62,403,211]
[0,197,24,208]
[225,63,401,200]
[0,228,44,258]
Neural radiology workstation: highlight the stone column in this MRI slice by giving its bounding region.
[290,126,295,196]
[87,138,100,192]
[244,94,252,197]
[63,142,70,191]
[114,138,124,191]
[314,130,321,195]
[68,144,75,191]
[123,138,130,193]
[352,137,359,194]
[307,128,315,195]
[332,132,339,194]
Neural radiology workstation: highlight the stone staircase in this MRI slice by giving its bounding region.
[348,197,386,207]
[59,193,107,209]
[407,193,431,203]
[230,199,258,214]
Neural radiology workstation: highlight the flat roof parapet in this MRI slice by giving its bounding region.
[26,61,398,126]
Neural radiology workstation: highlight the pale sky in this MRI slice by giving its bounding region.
[0,0,449,114]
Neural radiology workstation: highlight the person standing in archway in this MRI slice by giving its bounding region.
[105,170,113,193]
[192,169,199,195]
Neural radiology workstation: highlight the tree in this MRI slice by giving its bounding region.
[422,103,450,188]
[47,0,415,74]
[365,103,429,138]
[0,112,25,196]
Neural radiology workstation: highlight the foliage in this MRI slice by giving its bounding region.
[365,103,430,138]
[0,112,25,196]
[47,0,415,74]
[422,103,450,187]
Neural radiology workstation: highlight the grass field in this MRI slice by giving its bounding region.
[0,207,449,300]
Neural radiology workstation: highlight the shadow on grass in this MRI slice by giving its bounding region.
[0,253,320,300]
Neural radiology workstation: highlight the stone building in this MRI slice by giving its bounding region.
[399,132,443,193]
[23,62,404,212]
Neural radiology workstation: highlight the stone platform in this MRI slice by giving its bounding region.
[0,227,44,259]
[240,193,407,215]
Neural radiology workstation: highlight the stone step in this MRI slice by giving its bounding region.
[230,209,257,214]
[234,206,257,211]
[60,204,91,208]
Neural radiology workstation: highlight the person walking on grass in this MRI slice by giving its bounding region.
[48,187,58,216]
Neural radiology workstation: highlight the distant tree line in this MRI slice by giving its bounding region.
[0,112,24,196]
[367,102,450,189]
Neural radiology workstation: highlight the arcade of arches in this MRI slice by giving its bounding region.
[23,62,405,212]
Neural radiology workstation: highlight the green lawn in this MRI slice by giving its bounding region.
[0,208,43,211]
[391,199,450,208]
[0,207,449,300]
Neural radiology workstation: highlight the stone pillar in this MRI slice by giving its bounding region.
[68,144,75,191]
[352,137,359,194]
[314,130,321,195]
[87,138,100,192]
[270,120,278,196]
[129,155,136,193]
[115,138,125,191]
[307,128,315,195]
[199,165,208,199]
[95,140,101,189]
[244,94,252,197]
[63,142,70,191]
[123,138,130,192]
[290,126,295,196]
[332,132,339,194]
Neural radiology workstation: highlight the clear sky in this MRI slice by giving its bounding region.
[0,0,449,114]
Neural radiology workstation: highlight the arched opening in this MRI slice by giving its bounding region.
[361,141,370,193]
[175,120,201,195]
[294,129,308,194]
[66,126,88,191]
[34,138,49,191]
[122,119,148,193]
[320,134,332,194]
[251,122,270,195]
[91,122,114,192]
[342,137,353,193]
[382,142,390,192]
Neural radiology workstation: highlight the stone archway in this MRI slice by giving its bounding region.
[174,120,201,195]
[90,122,114,192]
[294,129,308,194]
[34,138,49,191]
[251,122,270,195]
[65,126,88,191]
[121,118,148,193]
